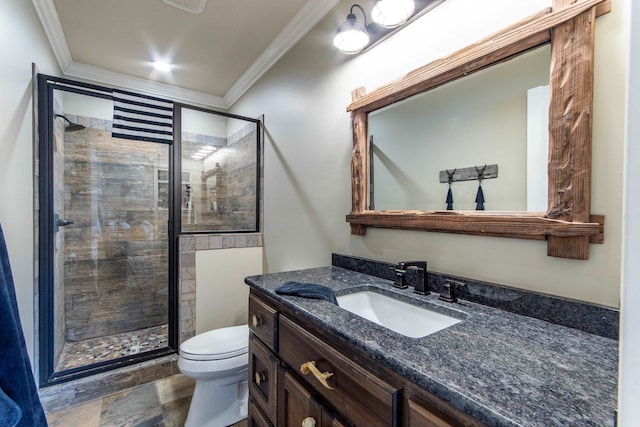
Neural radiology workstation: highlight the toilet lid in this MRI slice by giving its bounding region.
[180,324,248,361]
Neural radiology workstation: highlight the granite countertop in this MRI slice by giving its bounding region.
[245,266,618,427]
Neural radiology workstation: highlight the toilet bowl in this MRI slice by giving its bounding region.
[178,324,249,427]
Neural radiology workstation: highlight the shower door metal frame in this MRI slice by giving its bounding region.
[36,75,179,386]
[173,103,262,234]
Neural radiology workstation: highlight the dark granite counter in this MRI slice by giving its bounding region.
[245,266,618,427]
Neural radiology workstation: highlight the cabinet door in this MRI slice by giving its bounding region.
[278,368,340,427]
[248,396,274,427]
[249,335,278,424]
[279,315,401,427]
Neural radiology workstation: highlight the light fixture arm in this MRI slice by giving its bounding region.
[349,4,367,27]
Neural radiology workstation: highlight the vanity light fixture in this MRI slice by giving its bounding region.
[333,4,370,54]
[372,0,415,28]
[334,0,424,54]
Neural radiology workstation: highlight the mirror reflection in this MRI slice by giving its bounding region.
[369,44,551,211]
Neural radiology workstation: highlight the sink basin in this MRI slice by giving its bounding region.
[336,291,461,338]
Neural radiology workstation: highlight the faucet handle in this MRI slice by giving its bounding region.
[399,261,426,270]
[389,265,409,289]
[439,280,468,303]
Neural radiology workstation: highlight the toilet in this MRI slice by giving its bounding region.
[178,324,249,427]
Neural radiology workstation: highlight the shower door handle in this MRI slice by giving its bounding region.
[53,213,74,232]
[57,219,74,227]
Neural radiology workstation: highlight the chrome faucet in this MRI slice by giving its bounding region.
[389,261,429,295]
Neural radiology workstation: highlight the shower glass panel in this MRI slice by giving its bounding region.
[179,106,260,233]
[44,86,173,381]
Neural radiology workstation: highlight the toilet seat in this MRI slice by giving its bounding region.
[180,324,248,361]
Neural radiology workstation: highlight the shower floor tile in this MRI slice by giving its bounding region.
[56,324,169,371]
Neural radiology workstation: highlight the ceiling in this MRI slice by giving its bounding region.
[33,0,340,108]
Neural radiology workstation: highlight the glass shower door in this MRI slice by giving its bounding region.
[44,87,173,381]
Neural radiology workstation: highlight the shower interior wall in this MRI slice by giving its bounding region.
[52,101,66,366]
[181,122,259,232]
[50,109,260,371]
[61,116,170,344]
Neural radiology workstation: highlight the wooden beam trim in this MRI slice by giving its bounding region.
[346,212,601,239]
[347,0,607,113]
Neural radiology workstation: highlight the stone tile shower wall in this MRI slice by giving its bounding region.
[62,116,169,342]
[181,123,258,232]
[226,123,259,230]
[52,102,66,366]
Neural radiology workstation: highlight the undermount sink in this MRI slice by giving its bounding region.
[336,290,461,338]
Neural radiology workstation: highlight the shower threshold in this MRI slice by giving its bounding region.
[55,324,169,372]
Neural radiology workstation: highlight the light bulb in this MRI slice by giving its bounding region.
[372,0,415,28]
[333,11,369,54]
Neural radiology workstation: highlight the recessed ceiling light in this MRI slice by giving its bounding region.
[152,61,172,72]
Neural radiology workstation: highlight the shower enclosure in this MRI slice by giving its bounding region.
[37,78,178,385]
[37,76,262,386]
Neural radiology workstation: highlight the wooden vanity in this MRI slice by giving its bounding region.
[243,265,618,427]
[247,291,485,427]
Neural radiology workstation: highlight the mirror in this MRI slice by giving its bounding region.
[346,0,610,260]
[369,45,551,211]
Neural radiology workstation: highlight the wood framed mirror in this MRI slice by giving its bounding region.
[346,0,611,260]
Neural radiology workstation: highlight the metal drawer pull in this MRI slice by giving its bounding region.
[300,361,335,390]
[302,416,317,427]
[251,314,263,328]
[254,371,266,386]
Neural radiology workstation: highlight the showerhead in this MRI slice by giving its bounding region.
[55,114,86,132]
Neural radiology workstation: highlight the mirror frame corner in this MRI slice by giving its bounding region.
[346,0,611,260]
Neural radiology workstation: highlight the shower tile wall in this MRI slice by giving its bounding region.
[53,101,67,366]
[226,124,259,230]
[62,117,169,343]
[181,122,258,232]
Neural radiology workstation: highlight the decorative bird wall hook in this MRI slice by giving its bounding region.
[445,169,456,210]
[475,165,487,210]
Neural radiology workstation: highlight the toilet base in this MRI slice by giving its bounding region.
[185,369,248,427]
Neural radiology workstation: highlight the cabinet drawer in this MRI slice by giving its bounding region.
[249,334,278,425]
[248,396,273,427]
[405,393,487,427]
[408,399,456,427]
[249,294,278,351]
[279,316,402,427]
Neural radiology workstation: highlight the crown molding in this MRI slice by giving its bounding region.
[224,0,341,107]
[64,61,227,108]
[32,0,337,109]
[31,0,72,70]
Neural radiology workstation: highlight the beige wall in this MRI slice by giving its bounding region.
[0,0,60,361]
[195,247,263,334]
[231,0,628,308]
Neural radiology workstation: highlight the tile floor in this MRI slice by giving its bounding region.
[45,374,248,427]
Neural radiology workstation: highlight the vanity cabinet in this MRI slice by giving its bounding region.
[279,368,347,427]
[247,291,485,427]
